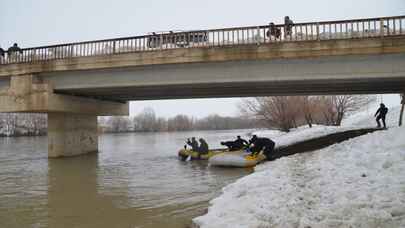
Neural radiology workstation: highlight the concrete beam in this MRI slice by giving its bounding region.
[0,75,129,115]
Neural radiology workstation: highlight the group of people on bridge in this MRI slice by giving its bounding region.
[267,16,294,39]
[0,43,23,63]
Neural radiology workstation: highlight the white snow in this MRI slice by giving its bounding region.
[253,125,356,149]
[193,105,405,228]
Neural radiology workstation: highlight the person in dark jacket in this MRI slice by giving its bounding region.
[7,43,23,54]
[267,22,281,39]
[0,47,5,64]
[0,47,5,57]
[234,135,248,149]
[186,137,199,151]
[221,135,249,151]
[198,138,209,155]
[284,16,294,38]
[221,141,238,151]
[249,135,276,160]
[375,103,388,128]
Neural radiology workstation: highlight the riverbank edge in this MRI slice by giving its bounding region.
[189,127,384,228]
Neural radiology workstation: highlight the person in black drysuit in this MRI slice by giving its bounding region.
[375,103,388,128]
[186,137,199,151]
[249,135,276,160]
[220,141,238,151]
[234,135,248,149]
[197,138,209,156]
[221,135,249,151]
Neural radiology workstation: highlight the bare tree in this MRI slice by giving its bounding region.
[240,95,375,131]
[168,115,193,131]
[295,96,317,128]
[240,97,300,132]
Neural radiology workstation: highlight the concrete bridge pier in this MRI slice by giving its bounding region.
[48,113,98,157]
[0,74,129,158]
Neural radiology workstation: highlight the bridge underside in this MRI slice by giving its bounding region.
[54,77,405,101]
[36,53,405,101]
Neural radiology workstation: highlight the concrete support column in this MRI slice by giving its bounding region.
[48,113,98,158]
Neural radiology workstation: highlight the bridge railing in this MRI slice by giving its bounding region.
[0,15,404,65]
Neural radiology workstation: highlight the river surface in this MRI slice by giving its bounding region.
[0,129,254,228]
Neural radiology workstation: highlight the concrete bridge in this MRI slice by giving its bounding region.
[1,15,405,158]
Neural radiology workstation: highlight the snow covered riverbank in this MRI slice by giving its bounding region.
[193,106,405,228]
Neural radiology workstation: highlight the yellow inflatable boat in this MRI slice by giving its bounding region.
[178,149,225,161]
[209,151,267,167]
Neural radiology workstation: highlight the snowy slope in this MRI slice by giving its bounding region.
[194,106,405,228]
[251,104,402,149]
[253,125,355,148]
[343,105,401,128]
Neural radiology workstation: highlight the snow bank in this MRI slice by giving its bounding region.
[253,125,358,149]
[252,104,402,149]
[343,105,401,128]
[194,116,405,227]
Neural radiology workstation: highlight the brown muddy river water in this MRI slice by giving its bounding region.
[0,130,253,228]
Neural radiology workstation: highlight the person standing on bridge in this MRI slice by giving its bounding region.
[284,16,294,38]
[375,103,389,129]
[7,43,23,54]
[7,43,23,63]
[0,47,5,64]
[0,47,5,57]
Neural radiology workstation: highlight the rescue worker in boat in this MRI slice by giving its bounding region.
[220,135,249,151]
[375,103,389,129]
[220,141,238,151]
[234,135,249,149]
[186,137,199,151]
[249,135,276,160]
[284,16,294,38]
[197,138,209,157]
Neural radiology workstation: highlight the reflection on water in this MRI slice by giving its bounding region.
[0,129,253,228]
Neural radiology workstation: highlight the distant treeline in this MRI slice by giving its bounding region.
[99,108,255,133]
[0,113,47,137]
[0,109,255,136]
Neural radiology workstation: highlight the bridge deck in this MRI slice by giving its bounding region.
[0,15,404,67]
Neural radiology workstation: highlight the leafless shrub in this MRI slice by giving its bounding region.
[240,95,375,131]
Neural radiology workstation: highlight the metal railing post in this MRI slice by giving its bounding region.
[380,19,385,38]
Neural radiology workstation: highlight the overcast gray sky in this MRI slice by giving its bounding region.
[1,0,404,117]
